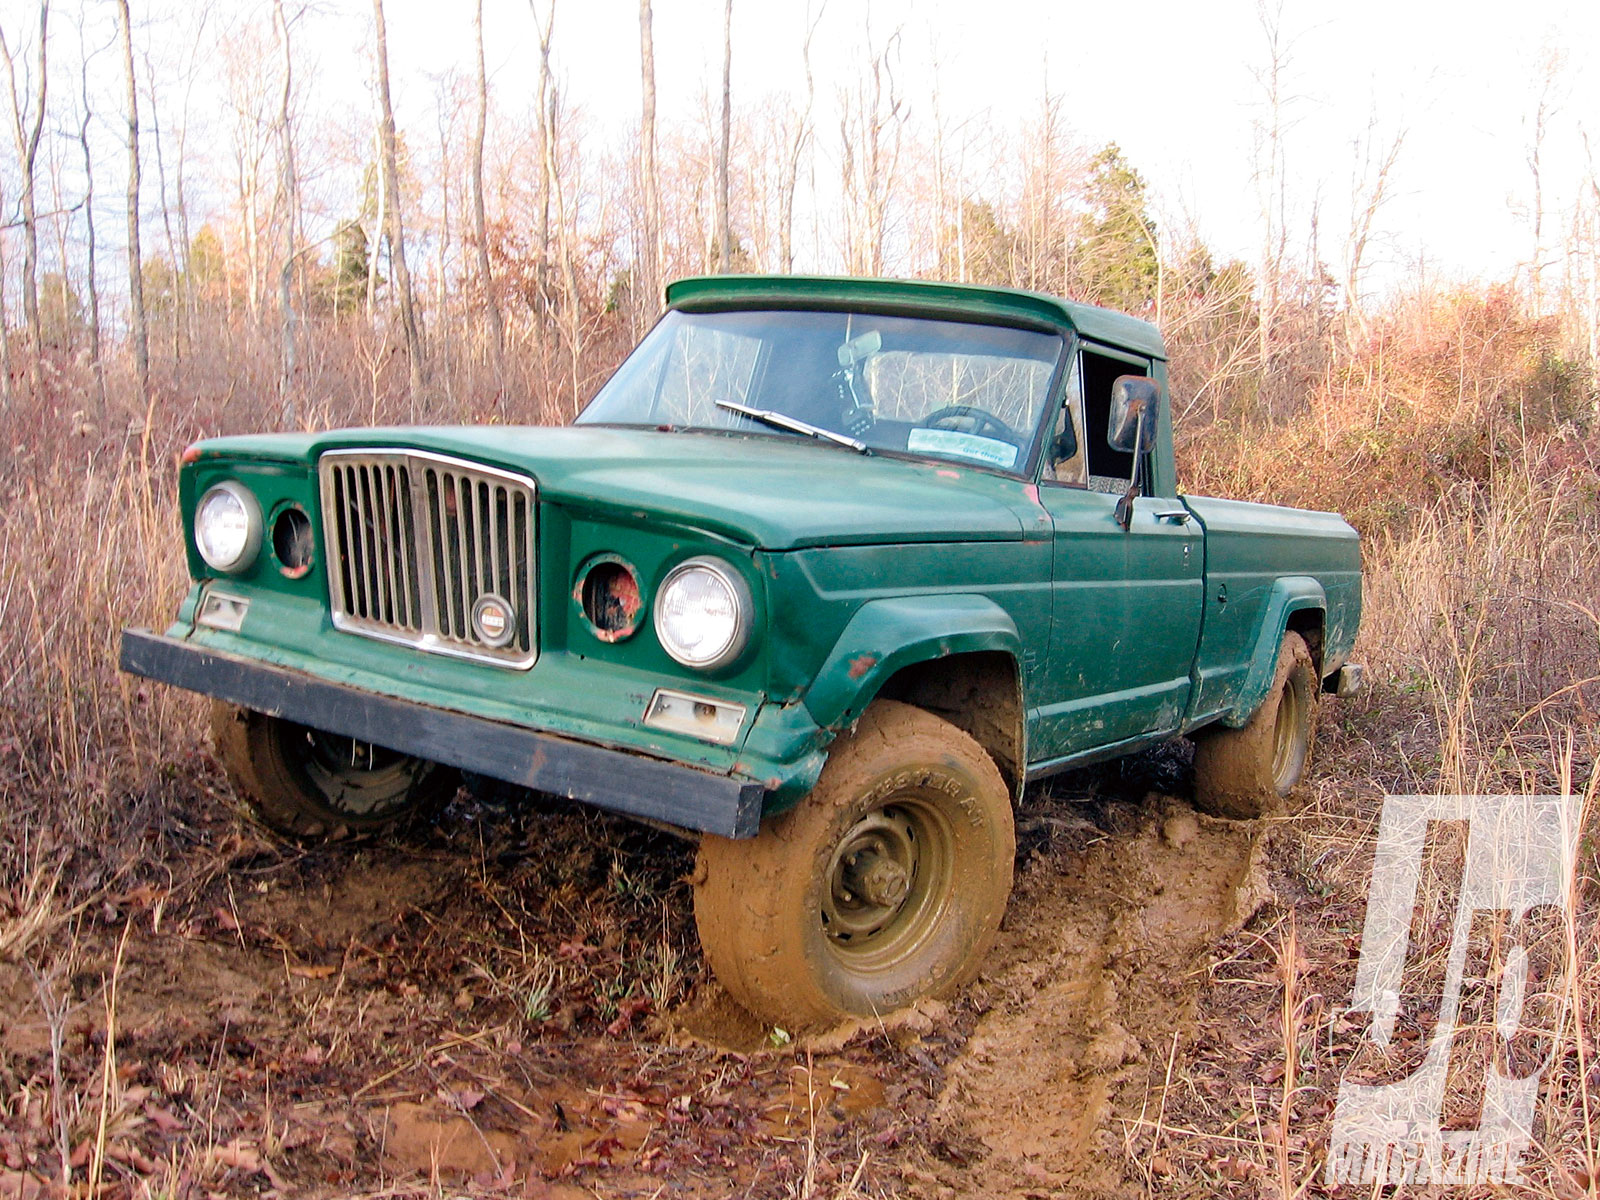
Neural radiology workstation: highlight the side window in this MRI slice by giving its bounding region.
[1044,357,1087,486]
[1079,348,1149,494]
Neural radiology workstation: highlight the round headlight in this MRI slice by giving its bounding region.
[194,481,263,574]
[654,557,752,669]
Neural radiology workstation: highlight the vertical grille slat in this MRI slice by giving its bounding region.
[319,450,538,668]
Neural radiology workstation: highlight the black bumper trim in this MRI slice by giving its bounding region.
[120,629,764,838]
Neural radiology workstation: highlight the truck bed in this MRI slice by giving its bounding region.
[1182,495,1362,728]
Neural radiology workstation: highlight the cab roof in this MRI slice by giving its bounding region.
[664,274,1166,362]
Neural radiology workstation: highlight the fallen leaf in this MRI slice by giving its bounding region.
[203,1139,264,1175]
[144,1104,186,1134]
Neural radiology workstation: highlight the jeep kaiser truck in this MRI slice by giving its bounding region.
[121,275,1362,1028]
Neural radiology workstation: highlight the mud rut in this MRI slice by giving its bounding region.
[1,785,1272,1198]
[926,800,1266,1195]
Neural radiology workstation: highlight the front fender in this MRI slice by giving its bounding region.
[1225,576,1325,726]
[802,594,1022,731]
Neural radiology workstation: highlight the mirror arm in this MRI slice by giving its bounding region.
[1114,405,1153,531]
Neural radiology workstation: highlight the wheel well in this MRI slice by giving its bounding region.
[874,651,1023,795]
[1286,609,1325,676]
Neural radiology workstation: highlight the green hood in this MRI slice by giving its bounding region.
[194,424,1034,551]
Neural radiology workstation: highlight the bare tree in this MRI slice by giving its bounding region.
[0,180,12,407]
[531,0,583,405]
[1342,116,1404,343]
[1524,48,1565,314]
[115,0,148,401]
[715,0,733,270]
[74,12,106,416]
[142,45,187,362]
[0,1,50,386]
[1581,134,1600,377]
[776,1,823,274]
[372,0,425,406]
[471,0,505,385]
[273,0,303,406]
[365,121,385,315]
[839,21,906,276]
[638,0,662,309]
[530,0,555,335]
[1251,0,1294,380]
[430,73,461,410]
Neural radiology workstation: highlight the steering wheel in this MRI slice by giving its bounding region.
[918,405,1017,442]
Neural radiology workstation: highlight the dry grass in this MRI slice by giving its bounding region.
[0,280,1596,1196]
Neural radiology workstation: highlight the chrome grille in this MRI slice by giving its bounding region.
[319,449,537,668]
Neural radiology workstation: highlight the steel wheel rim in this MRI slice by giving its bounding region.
[1270,676,1305,790]
[820,795,956,975]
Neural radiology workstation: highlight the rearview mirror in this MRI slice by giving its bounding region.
[837,330,882,368]
[1106,376,1159,453]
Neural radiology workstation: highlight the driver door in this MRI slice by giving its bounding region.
[1029,347,1204,766]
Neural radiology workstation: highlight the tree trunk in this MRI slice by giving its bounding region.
[115,0,148,402]
[0,2,50,390]
[76,48,105,418]
[0,181,12,409]
[273,0,301,414]
[365,124,384,316]
[533,6,582,409]
[531,0,554,341]
[638,0,661,313]
[716,0,733,271]
[471,0,505,387]
[143,49,184,364]
[372,0,425,408]
[777,2,821,275]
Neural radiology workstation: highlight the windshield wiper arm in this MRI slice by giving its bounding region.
[715,399,870,454]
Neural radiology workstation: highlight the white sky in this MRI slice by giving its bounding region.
[364,0,1599,290]
[5,0,1597,297]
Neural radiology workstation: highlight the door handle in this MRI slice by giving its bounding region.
[1152,509,1191,524]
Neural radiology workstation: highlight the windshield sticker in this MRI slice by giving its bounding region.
[906,429,1018,469]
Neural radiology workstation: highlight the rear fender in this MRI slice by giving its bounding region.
[1224,576,1326,727]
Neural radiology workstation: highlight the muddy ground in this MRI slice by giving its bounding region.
[1,714,1595,1199]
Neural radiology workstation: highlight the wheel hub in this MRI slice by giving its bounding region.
[845,851,909,908]
[819,800,952,956]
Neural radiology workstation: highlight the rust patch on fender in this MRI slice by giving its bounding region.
[848,653,878,679]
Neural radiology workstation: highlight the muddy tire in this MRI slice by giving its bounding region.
[1192,632,1317,819]
[694,700,1015,1028]
[210,702,458,838]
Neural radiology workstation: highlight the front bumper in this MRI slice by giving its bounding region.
[121,629,765,838]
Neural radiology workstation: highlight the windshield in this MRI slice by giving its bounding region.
[576,309,1065,474]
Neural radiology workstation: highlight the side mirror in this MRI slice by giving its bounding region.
[1108,376,1159,530]
[1106,375,1159,454]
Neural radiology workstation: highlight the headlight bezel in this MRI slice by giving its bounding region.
[653,555,753,671]
[194,480,264,575]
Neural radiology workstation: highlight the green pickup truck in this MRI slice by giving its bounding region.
[122,275,1361,1028]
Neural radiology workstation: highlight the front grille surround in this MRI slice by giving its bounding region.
[319,449,538,668]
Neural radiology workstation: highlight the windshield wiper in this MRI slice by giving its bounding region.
[716,399,870,454]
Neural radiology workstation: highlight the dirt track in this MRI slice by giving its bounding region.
[0,753,1288,1199]
[2,725,1593,1198]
